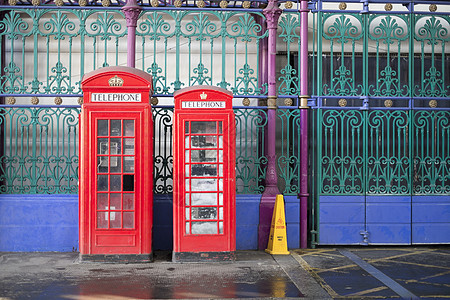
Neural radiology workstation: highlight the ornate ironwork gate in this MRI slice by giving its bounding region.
[310,4,450,245]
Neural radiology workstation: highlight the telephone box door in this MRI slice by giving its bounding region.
[91,112,142,254]
[173,86,235,261]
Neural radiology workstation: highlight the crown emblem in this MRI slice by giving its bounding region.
[108,75,124,87]
[200,92,207,100]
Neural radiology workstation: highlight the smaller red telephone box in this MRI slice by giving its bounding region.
[173,86,236,261]
[79,66,153,262]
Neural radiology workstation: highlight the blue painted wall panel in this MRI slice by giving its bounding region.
[152,194,173,250]
[412,196,450,244]
[319,196,365,245]
[319,224,365,245]
[284,196,300,249]
[0,195,78,252]
[236,195,260,250]
[366,196,411,244]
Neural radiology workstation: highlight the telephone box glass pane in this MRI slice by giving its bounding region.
[186,222,190,234]
[123,212,134,228]
[110,120,121,136]
[110,211,121,228]
[185,165,190,176]
[191,179,217,191]
[191,150,217,162]
[185,208,190,220]
[123,175,134,191]
[110,138,121,154]
[185,193,190,206]
[110,157,121,173]
[110,194,121,210]
[191,193,217,205]
[98,138,109,155]
[110,175,121,191]
[192,222,217,234]
[97,193,108,210]
[123,194,134,210]
[191,164,216,176]
[191,207,217,220]
[123,157,134,173]
[191,136,217,148]
[123,120,134,137]
[185,121,189,133]
[97,120,108,136]
[97,175,108,191]
[97,212,108,228]
[219,207,223,219]
[124,139,134,155]
[191,122,216,134]
[97,157,108,173]
[219,221,223,234]
[218,122,222,134]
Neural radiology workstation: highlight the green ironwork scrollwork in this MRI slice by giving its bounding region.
[368,15,409,97]
[414,16,450,98]
[319,109,364,195]
[0,107,80,194]
[277,109,301,195]
[278,12,300,95]
[234,109,267,194]
[367,110,410,195]
[413,111,450,194]
[322,14,363,96]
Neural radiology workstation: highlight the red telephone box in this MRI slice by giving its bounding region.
[79,66,153,262]
[173,86,236,261]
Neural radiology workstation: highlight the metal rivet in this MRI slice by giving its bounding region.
[384,99,393,107]
[78,97,83,105]
[54,97,63,105]
[78,0,87,6]
[242,1,251,9]
[284,98,293,106]
[151,97,159,106]
[174,0,182,7]
[338,98,347,107]
[55,0,64,6]
[242,98,250,106]
[6,97,16,105]
[384,3,392,11]
[219,0,228,8]
[31,0,40,6]
[8,0,17,5]
[429,100,437,108]
[339,2,347,10]
[31,96,39,105]
[429,4,437,12]
[285,1,293,9]
[197,0,205,8]
[101,0,110,7]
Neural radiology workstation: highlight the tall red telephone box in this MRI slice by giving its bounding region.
[79,66,153,262]
[173,86,236,261]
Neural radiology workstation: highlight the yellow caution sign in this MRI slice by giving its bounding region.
[265,194,290,255]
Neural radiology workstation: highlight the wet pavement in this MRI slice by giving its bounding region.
[293,247,450,299]
[1,247,449,299]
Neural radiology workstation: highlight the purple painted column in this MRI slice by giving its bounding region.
[299,0,309,249]
[122,0,141,68]
[258,0,282,250]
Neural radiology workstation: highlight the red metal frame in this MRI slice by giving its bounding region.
[79,67,153,258]
[173,86,235,257]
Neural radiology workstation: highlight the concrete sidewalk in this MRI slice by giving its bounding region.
[1,247,449,299]
[0,250,328,299]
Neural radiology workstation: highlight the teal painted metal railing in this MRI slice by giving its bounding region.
[0,106,80,194]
